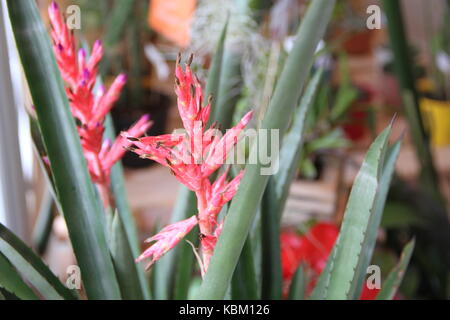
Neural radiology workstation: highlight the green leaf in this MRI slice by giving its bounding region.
[173,224,199,300]
[105,115,150,300]
[153,187,197,299]
[7,0,121,299]
[376,239,415,300]
[330,54,359,122]
[299,157,318,179]
[194,0,336,300]
[205,19,228,126]
[260,70,323,300]
[383,0,441,202]
[312,127,397,300]
[306,128,350,153]
[110,212,144,299]
[260,192,282,299]
[31,189,54,255]
[270,69,324,220]
[0,252,38,300]
[231,237,259,300]
[101,0,136,74]
[288,265,306,300]
[309,245,337,300]
[104,0,135,47]
[324,125,392,300]
[0,222,76,300]
[349,139,402,299]
[213,50,243,130]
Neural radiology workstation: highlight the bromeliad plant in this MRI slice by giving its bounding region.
[127,55,253,274]
[0,0,415,301]
[48,2,151,209]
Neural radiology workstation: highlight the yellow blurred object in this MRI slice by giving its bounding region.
[420,98,450,147]
[416,78,436,94]
[148,0,196,48]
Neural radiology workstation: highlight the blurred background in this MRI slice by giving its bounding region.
[1,0,450,299]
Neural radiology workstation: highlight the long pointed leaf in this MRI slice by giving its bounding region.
[173,224,199,300]
[350,139,402,298]
[288,265,306,300]
[205,19,228,126]
[31,189,54,255]
[382,0,441,202]
[0,252,38,300]
[7,0,121,299]
[231,237,259,300]
[324,125,392,300]
[0,222,76,300]
[213,50,243,129]
[152,187,197,299]
[105,115,150,300]
[110,212,144,299]
[310,246,336,300]
[194,0,336,300]
[268,69,324,221]
[376,239,415,300]
[260,70,323,299]
[311,139,402,300]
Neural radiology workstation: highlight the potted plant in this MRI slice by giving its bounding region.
[297,55,360,180]
[329,0,376,56]
[420,2,450,147]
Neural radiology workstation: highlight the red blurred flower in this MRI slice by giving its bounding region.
[280,231,306,280]
[343,110,368,141]
[280,222,380,300]
[360,287,380,300]
[301,222,339,274]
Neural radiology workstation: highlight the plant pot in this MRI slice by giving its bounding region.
[342,30,374,55]
[342,84,373,142]
[112,89,171,168]
[342,109,367,142]
[379,73,402,107]
[420,98,450,147]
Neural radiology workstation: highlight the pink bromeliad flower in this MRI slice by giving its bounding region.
[48,2,151,208]
[128,54,253,274]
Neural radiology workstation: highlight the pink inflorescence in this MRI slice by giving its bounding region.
[48,1,151,208]
[129,54,253,273]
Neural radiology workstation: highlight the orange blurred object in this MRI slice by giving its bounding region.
[148,0,196,48]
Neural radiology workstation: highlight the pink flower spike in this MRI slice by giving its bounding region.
[93,74,127,123]
[136,215,198,270]
[103,115,153,170]
[47,2,138,209]
[221,170,245,203]
[48,2,77,86]
[129,55,254,273]
[207,170,244,218]
[203,110,254,177]
[87,40,103,72]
